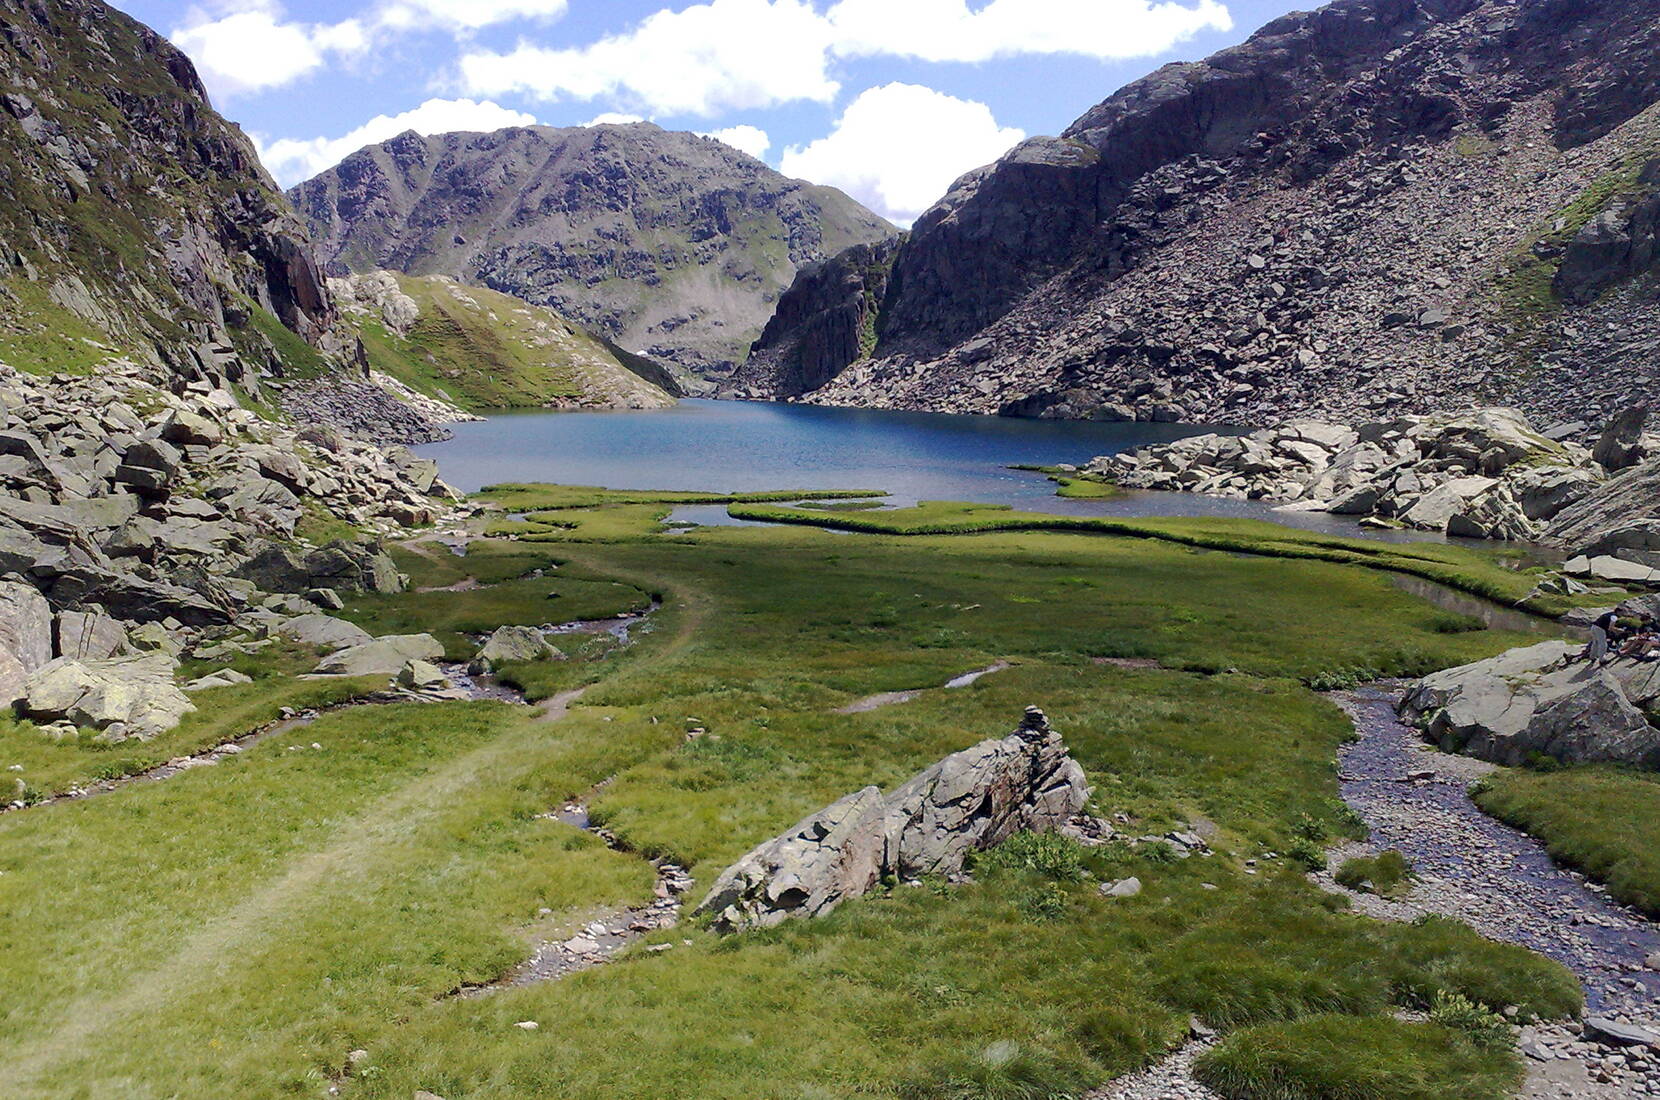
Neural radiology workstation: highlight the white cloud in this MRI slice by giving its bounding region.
[780,83,1023,225]
[171,0,574,101]
[259,97,539,186]
[699,125,771,160]
[827,0,1234,62]
[457,0,1231,117]
[377,0,569,32]
[172,3,367,98]
[582,112,647,126]
[459,0,839,117]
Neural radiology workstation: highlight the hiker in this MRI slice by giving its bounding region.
[1582,611,1618,664]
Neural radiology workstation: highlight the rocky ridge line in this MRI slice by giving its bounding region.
[736,0,1660,432]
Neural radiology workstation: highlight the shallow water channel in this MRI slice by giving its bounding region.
[1334,686,1660,1017]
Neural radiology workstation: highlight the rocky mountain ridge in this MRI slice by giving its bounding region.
[731,0,1660,435]
[0,0,341,387]
[291,124,897,382]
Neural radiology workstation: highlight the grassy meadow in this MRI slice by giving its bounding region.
[0,488,1592,1098]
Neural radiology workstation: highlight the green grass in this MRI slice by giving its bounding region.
[0,487,1583,1097]
[481,483,886,512]
[0,278,125,375]
[239,299,331,380]
[1195,1014,1522,1100]
[1474,765,1660,917]
[0,642,382,798]
[352,275,675,411]
[1335,850,1414,898]
[724,501,1577,618]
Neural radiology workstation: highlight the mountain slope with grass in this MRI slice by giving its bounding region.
[734,0,1660,436]
[336,271,678,412]
[291,123,898,384]
[0,0,343,383]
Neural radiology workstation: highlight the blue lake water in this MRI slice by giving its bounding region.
[416,399,1436,540]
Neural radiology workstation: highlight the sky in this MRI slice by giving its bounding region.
[109,0,1313,225]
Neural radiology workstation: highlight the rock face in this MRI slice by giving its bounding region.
[724,238,905,399]
[1401,642,1660,768]
[290,124,897,380]
[743,0,1660,432]
[697,707,1091,932]
[0,0,337,375]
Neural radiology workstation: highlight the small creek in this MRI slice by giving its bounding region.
[1332,685,1660,1017]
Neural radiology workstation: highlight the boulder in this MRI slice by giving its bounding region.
[159,409,224,448]
[1592,406,1650,472]
[697,707,1091,932]
[275,614,373,651]
[469,625,555,673]
[698,787,887,932]
[237,540,404,595]
[314,634,444,677]
[396,659,453,692]
[0,578,53,706]
[22,653,194,740]
[55,608,127,661]
[1401,642,1660,768]
[183,669,253,692]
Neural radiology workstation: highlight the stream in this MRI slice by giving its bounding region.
[1332,685,1660,1018]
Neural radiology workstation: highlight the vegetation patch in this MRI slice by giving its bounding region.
[1474,765,1660,917]
[724,500,1577,618]
[1334,850,1414,898]
[1194,1014,1522,1100]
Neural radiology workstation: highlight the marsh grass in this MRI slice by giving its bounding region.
[1195,1014,1522,1100]
[1475,765,1660,917]
[724,501,1576,617]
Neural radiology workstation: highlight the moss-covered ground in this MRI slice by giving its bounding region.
[0,489,1588,1098]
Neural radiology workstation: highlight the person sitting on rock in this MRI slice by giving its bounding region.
[1581,611,1619,665]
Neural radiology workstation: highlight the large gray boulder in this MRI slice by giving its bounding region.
[697,708,1091,932]
[237,540,404,595]
[22,653,194,741]
[314,634,443,677]
[275,613,373,651]
[0,578,53,706]
[55,608,127,661]
[469,625,555,673]
[1401,642,1660,768]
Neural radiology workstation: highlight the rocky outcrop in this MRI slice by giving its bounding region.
[745,0,1660,433]
[330,271,680,419]
[314,634,444,678]
[1401,642,1660,768]
[0,362,463,740]
[22,653,193,742]
[1095,407,1606,540]
[291,124,896,380]
[0,0,338,374]
[696,707,1091,932]
[723,239,904,399]
[1554,159,1660,306]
